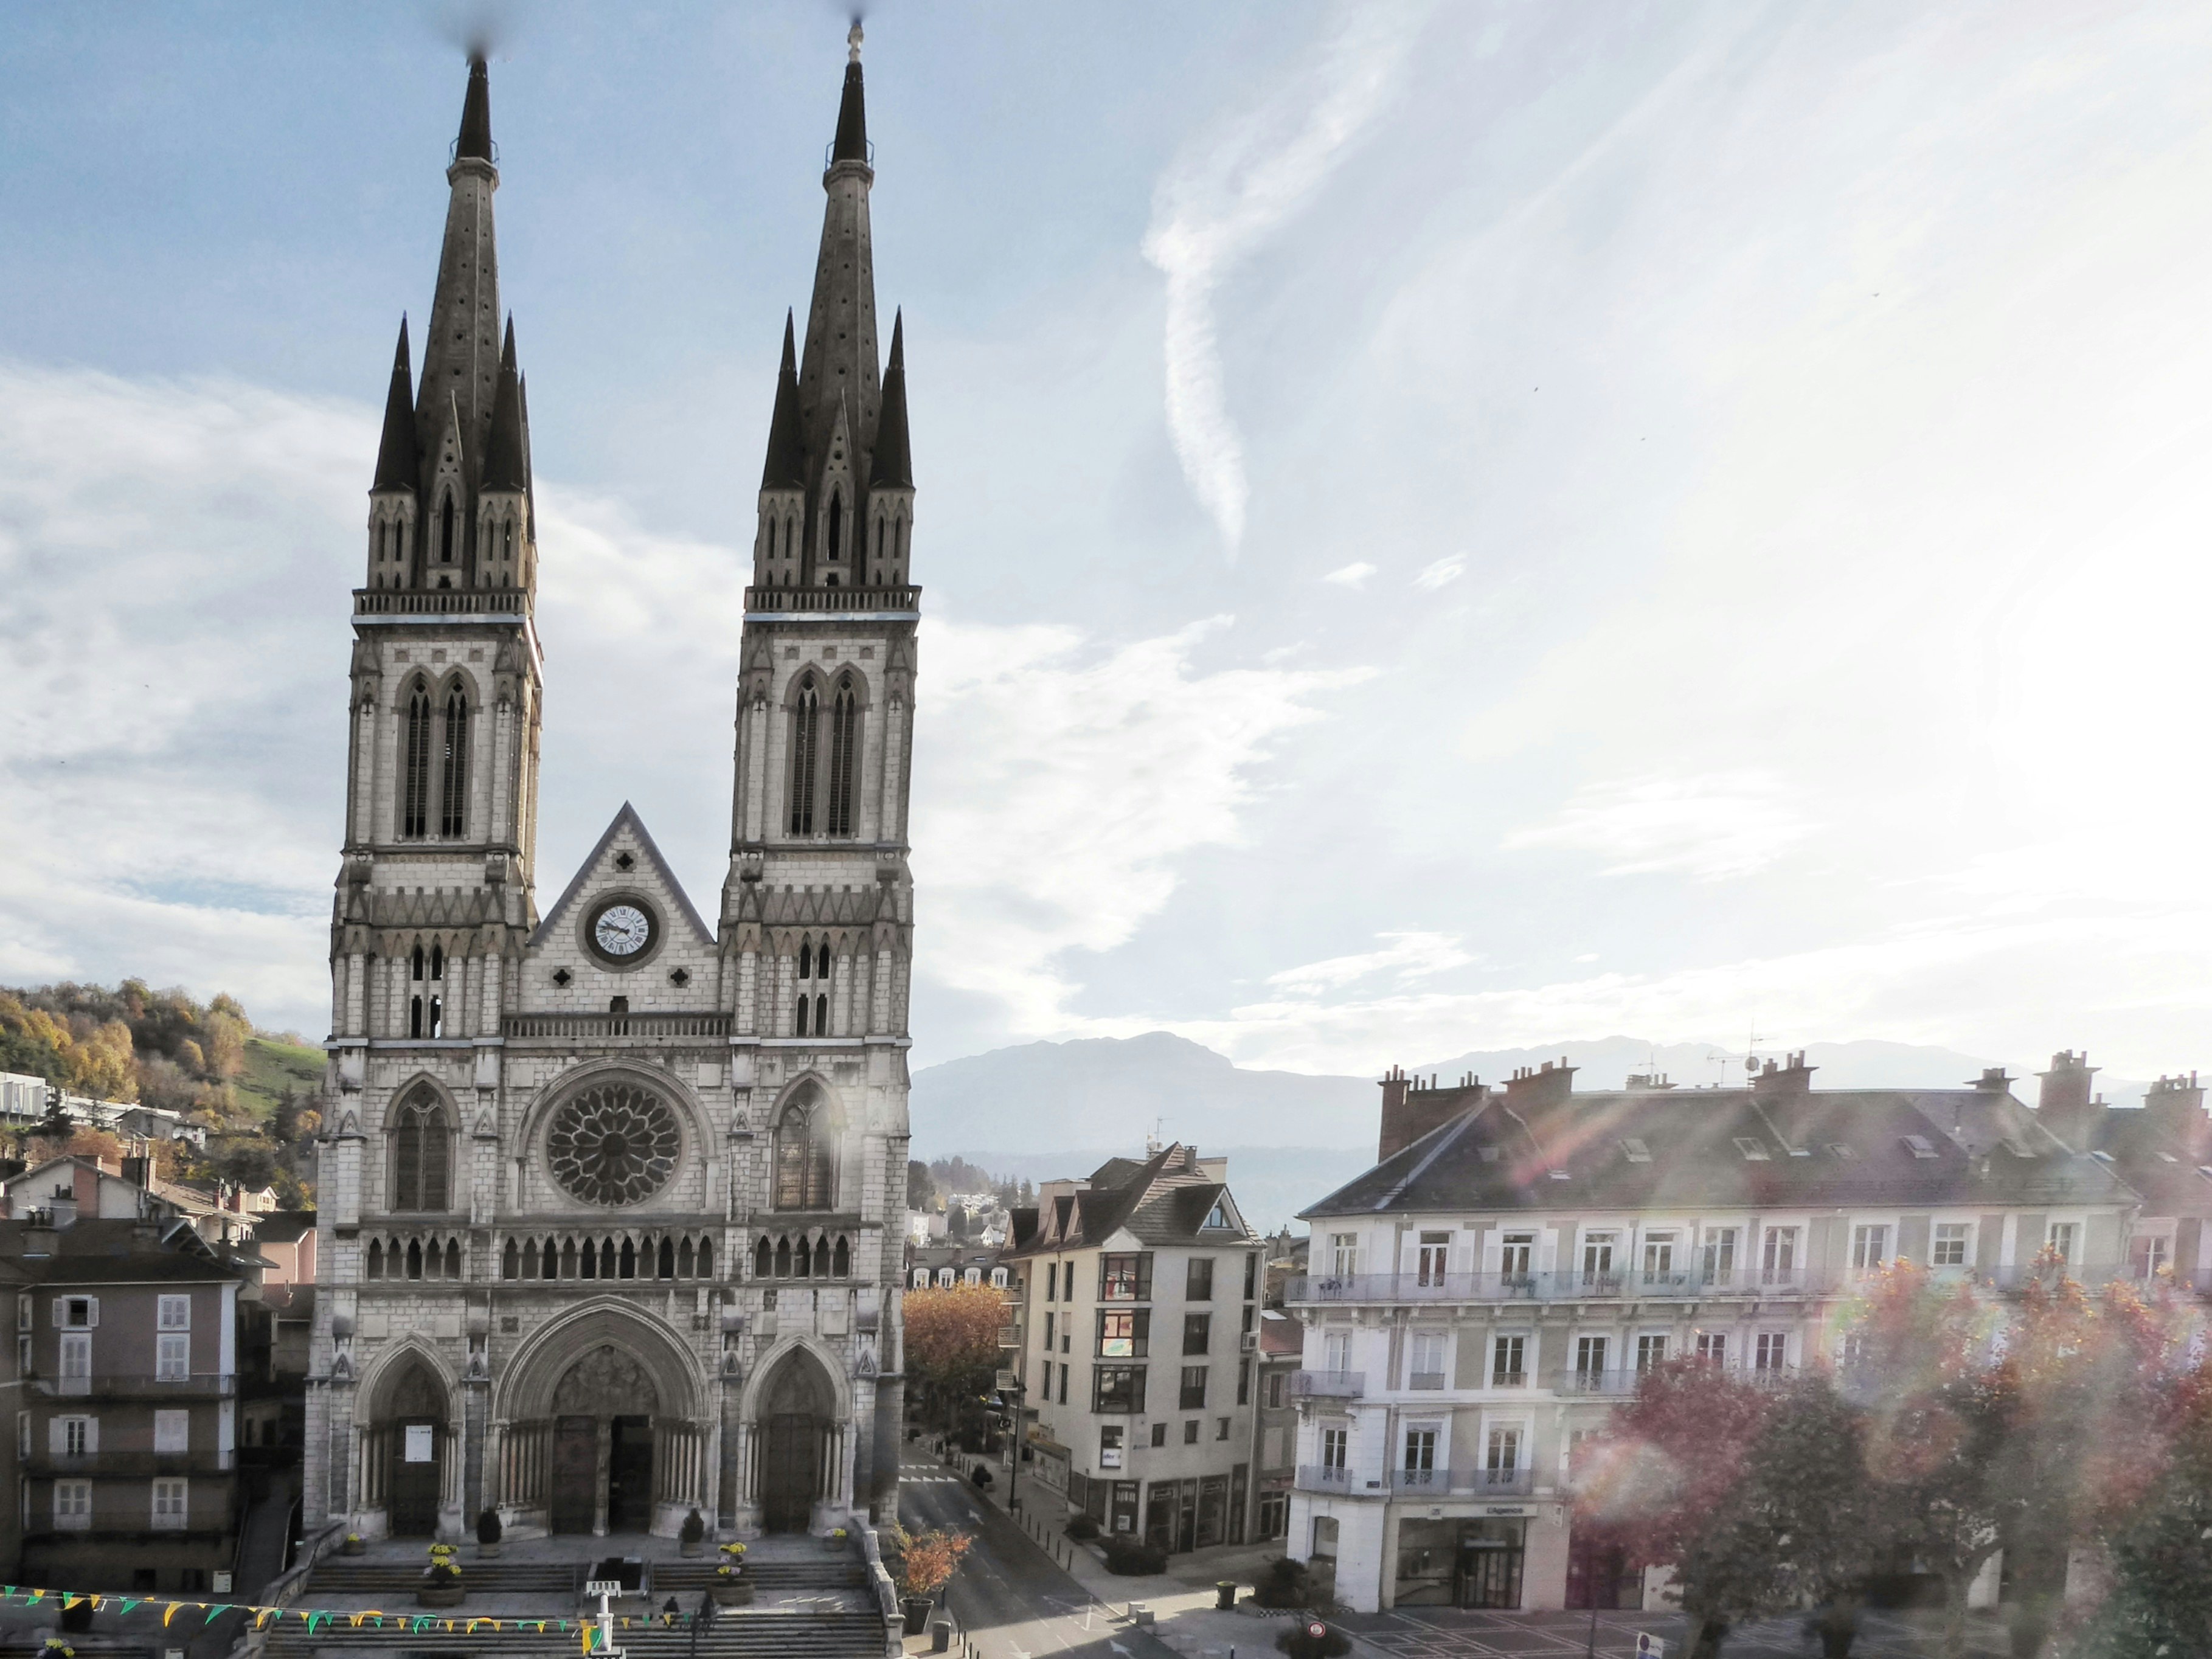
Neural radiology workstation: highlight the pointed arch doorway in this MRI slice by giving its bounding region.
[548,1345,659,1534]
[756,1349,836,1533]
[373,1357,448,1538]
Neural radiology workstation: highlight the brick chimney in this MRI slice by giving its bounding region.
[1377,1067,1486,1162]
[2144,1071,2209,1157]
[1750,1052,1817,1102]
[2035,1050,2101,1146]
[1502,1058,1576,1114]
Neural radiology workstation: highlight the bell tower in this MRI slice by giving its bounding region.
[311,54,543,1534]
[723,20,918,1523]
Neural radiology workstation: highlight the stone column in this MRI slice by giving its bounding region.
[594,1418,612,1536]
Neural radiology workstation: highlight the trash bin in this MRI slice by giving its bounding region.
[1216,1582,1237,1610]
[931,1618,952,1654]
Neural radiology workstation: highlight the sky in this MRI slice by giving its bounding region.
[4,1,2212,1083]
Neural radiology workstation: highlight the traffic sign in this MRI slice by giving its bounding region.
[1634,1635,1665,1657]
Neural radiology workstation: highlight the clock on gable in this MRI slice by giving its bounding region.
[584,897,659,967]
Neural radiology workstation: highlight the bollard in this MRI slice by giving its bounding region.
[1216,1582,1237,1611]
[932,1618,952,1654]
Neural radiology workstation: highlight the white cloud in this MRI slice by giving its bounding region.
[1322,561,1377,589]
[1412,555,1465,591]
[1267,930,1475,996]
[1503,772,1815,882]
[914,616,1371,1035]
[1142,2,1427,553]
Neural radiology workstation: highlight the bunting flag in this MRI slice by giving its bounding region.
[0,1584,704,1636]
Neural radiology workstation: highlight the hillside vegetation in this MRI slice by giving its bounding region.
[0,980,318,1206]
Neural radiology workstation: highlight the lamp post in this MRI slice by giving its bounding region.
[1003,1376,1026,1516]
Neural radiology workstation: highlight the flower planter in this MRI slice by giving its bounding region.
[681,1539,703,1558]
[710,1581,755,1609]
[341,1538,367,1557]
[902,1597,934,1636]
[476,1542,502,1559]
[417,1585,465,1609]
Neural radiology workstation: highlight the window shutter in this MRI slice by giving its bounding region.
[83,1416,97,1454]
[1538,1230,1558,1275]
[47,1416,64,1455]
[1480,1229,1502,1276]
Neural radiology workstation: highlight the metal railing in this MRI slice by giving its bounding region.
[1289,1370,1365,1399]
[353,586,532,618]
[1406,1371,1447,1390]
[1286,1267,1824,1304]
[1295,1464,1351,1492]
[1562,1367,1645,1396]
[24,1449,235,1477]
[33,1373,235,1399]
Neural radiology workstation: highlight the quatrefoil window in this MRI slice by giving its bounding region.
[546,1082,681,1206]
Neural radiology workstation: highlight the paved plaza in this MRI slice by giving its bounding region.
[1339,1605,2012,1658]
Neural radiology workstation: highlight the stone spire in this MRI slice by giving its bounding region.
[482,317,529,493]
[870,311,911,490]
[370,317,419,492]
[794,27,882,548]
[760,311,805,490]
[414,54,504,505]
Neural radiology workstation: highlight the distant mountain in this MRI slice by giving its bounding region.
[910,1031,2154,1233]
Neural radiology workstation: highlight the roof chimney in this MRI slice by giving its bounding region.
[1377,1066,1486,1162]
[2145,1070,2210,1157]
[1749,1051,1816,1102]
[2035,1050,2101,1146]
[1502,1058,1576,1113]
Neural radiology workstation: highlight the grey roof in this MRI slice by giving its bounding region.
[1007,1144,1256,1255]
[0,1217,251,1283]
[832,56,868,165]
[1303,1085,2140,1219]
[760,312,805,491]
[250,1210,317,1246]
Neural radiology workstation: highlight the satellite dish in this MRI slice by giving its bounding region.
[1745,1056,1758,1073]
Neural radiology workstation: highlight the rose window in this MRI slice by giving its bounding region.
[546,1083,681,1206]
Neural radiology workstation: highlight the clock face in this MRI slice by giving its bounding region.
[592,902,653,958]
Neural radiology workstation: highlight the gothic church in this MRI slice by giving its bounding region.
[307,31,917,1542]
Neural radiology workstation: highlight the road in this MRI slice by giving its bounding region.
[898,1458,1182,1659]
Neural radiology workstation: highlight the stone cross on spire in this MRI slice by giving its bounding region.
[848,20,863,61]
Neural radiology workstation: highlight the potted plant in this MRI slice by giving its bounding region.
[476,1508,503,1559]
[418,1543,464,1608]
[680,1508,707,1557]
[711,1542,753,1608]
[341,1532,366,1557]
[888,1524,972,1635]
[822,1523,850,1551]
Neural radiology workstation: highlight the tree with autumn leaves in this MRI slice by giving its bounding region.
[902,1283,1007,1438]
[1578,1262,2201,1659]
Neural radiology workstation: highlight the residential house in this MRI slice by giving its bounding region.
[1285,1058,2143,1615]
[7,1216,256,1593]
[1250,1307,1301,1542]
[0,1156,229,1242]
[1006,1145,1261,1551]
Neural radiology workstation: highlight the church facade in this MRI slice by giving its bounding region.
[304,32,917,1542]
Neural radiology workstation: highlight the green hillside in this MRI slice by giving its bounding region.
[237,1034,324,1121]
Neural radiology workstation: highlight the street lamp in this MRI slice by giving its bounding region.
[1001,1376,1026,1516]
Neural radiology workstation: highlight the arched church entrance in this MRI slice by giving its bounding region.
[549,1345,657,1534]
[367,1357,448,1537]
[756,1349,837,1533]
[493,1306,709,1539]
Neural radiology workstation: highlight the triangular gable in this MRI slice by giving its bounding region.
[530,802,715,950]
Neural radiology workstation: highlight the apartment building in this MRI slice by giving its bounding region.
[7,1216,254,1592]
[1250,1308,1301,1542]
[1006,1145,1261,1551]
[1285,1057,2143,1615]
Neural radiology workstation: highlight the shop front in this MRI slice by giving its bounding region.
[1395,1516,1527,1609]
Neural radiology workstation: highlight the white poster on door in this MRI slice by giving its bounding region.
[404,1424,434,1463]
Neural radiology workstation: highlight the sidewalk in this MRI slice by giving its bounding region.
[943,1449,1317,1659]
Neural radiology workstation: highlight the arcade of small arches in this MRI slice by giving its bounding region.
[363,1226,855,1286]
[348,1314,855,1540]
[498,1230,719,1282]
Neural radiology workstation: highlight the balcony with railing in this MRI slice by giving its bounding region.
[1295,1463,1352,1492]
[32,1373,235,1400]
[1562,1367,1644,1397]
[1288,1370,1366,1400]
[743,584,923,615]
[1390,1466,1536,1497]
[24,1448,235,1477]
[354,586,533,620]
[1286,1267,1824,1305]
[504,1011,732,1042]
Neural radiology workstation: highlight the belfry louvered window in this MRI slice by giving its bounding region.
[827,674,859,837]
[789,676,819,834]
[439,687,469,837]
[825,491,843,563]
[401,678,432,838]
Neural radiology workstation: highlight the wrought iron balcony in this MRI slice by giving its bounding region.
[1294,1464,1352,1492]
[1285,1267,1825,1305]
[1288,1370,1365,1400]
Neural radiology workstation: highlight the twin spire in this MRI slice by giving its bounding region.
[368,37,910,592]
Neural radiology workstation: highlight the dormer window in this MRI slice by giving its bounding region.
[1902,1135,1938,1160]
[1733,1137,1770,1161]
[1620,1138,1652,1163]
